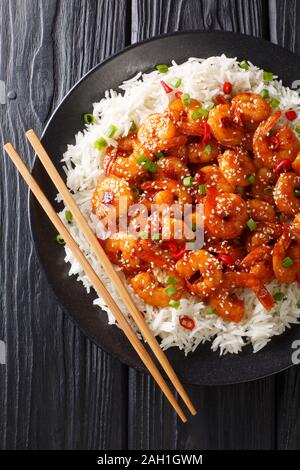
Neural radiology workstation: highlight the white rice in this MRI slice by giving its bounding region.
[59,55,300,355]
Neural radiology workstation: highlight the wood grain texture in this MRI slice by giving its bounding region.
[268,0,300,450]
[131,0,269,43]
[0,0,127,450]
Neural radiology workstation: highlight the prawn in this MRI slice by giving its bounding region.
[204,190,248,239]
[274,172,300,216]
[188,139,219,164]
[253,111,300,169]
[247,199,276,223]
[218,149,256,187]
[104,233,141,273]
[154,156,190,181]
[209,272,274,322]
[245,222,283,252]
[137,113,187,153]
[239,246,274,284]
[195,165,235,194]
[273,225,300,283]
[231,92,271,130]
[130,271,184,307]
[251,167,275,204]
[92,176,134,219]
[141,179,193,205]
[175,249,223,298]
[207,103,245,147]
[168,98,206,136]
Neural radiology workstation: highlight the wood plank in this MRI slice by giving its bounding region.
[128,0,276,450]
[0,0,128,449]
[131,0,269,43]
[268,0,300,450]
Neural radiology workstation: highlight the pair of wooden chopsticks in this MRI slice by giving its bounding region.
[4,130,196,423]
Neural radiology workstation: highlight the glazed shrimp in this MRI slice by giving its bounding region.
[218,149,255,187]
[92,176,134,219]
[247,199,276,223]
[209,272,274,322]
[245,222,283,251]
[168,98,206,136]
[137,113,187,153]
[207,103,245,147]
[239,246,274,284]
[130,271,184,307]
[204,191,248,239]
[205,239,244,266]
[273,226,300,283]
[251,167,275,204]
[168,144,189,162]
[196,165,235,193]
[141,179,193,205]
[188,139,219,164]
[154,156,190,180]
[175,249,223,298]
[274,172,300,216]
[253,111,300,169]
[231,92,271,130]
[104,233,141,272]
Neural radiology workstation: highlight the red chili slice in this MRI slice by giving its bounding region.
[274,159,292,175]
[175,90,183,98]
[202,123,211,143]
[102,190,114,204]
[285,110,297,121]
[179,316,195,330]
[269,135,280,151]
[161,80,173,94]
[215,94,228,105]
[223,82,232,95]
[173,249,189,261]
[217,253,236,267]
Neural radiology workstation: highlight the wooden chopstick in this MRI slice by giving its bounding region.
[25,129,197,417]
[3,142,188,423]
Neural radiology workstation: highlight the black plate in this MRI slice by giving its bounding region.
[29,31,300,385]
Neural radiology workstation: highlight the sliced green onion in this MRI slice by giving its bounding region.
[65,210,72,223]
[165,286,177,297]
[263,71,273,82]
[83,113,95,125]
[239,60,249,71]
[198,184,206,195]
[295,124,300,135]
[273,292,286,302]
[181,93,191,106]
[155,151,164,158]
[94,137,108,150]
[271,98,280,108]
[192,222,197,231]
[246,174,256,184]
[56,234,65,245]
[192,108,209,120]
[207,307,217,315]
[247,218,257,231]
[138,231,149,239]
[105,124,117,138]
[137,155,158,173]
[172,78,182,88]
[183,176,194,187]
[169,300,180,309]
[282,257,294,268]
[297,302,300,309]
[165,276,177,285]
[204,144,212,154]
[294,188,300,198]
[152,233,160,241]
[156,64,169,73]
[132,186,139,198]
[203,101,214,110]
[129,121,137,133]
[261,89,270,99]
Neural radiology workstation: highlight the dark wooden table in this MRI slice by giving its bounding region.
[1,0,300,450]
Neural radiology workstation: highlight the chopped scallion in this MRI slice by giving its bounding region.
[94,137,107,150]
[263,71,273,82]
[183,176,194,187]
[65,210,72,223]
[165,286,177,297]
[181,93,191,106]
[56,234,65,245]
[105,124,117,138]
[83,113,95,125]
[198,184,206,195]
[247,218,257,231]
[282,257,293,268]
[156,64,169,73]
[169,300,180,309]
